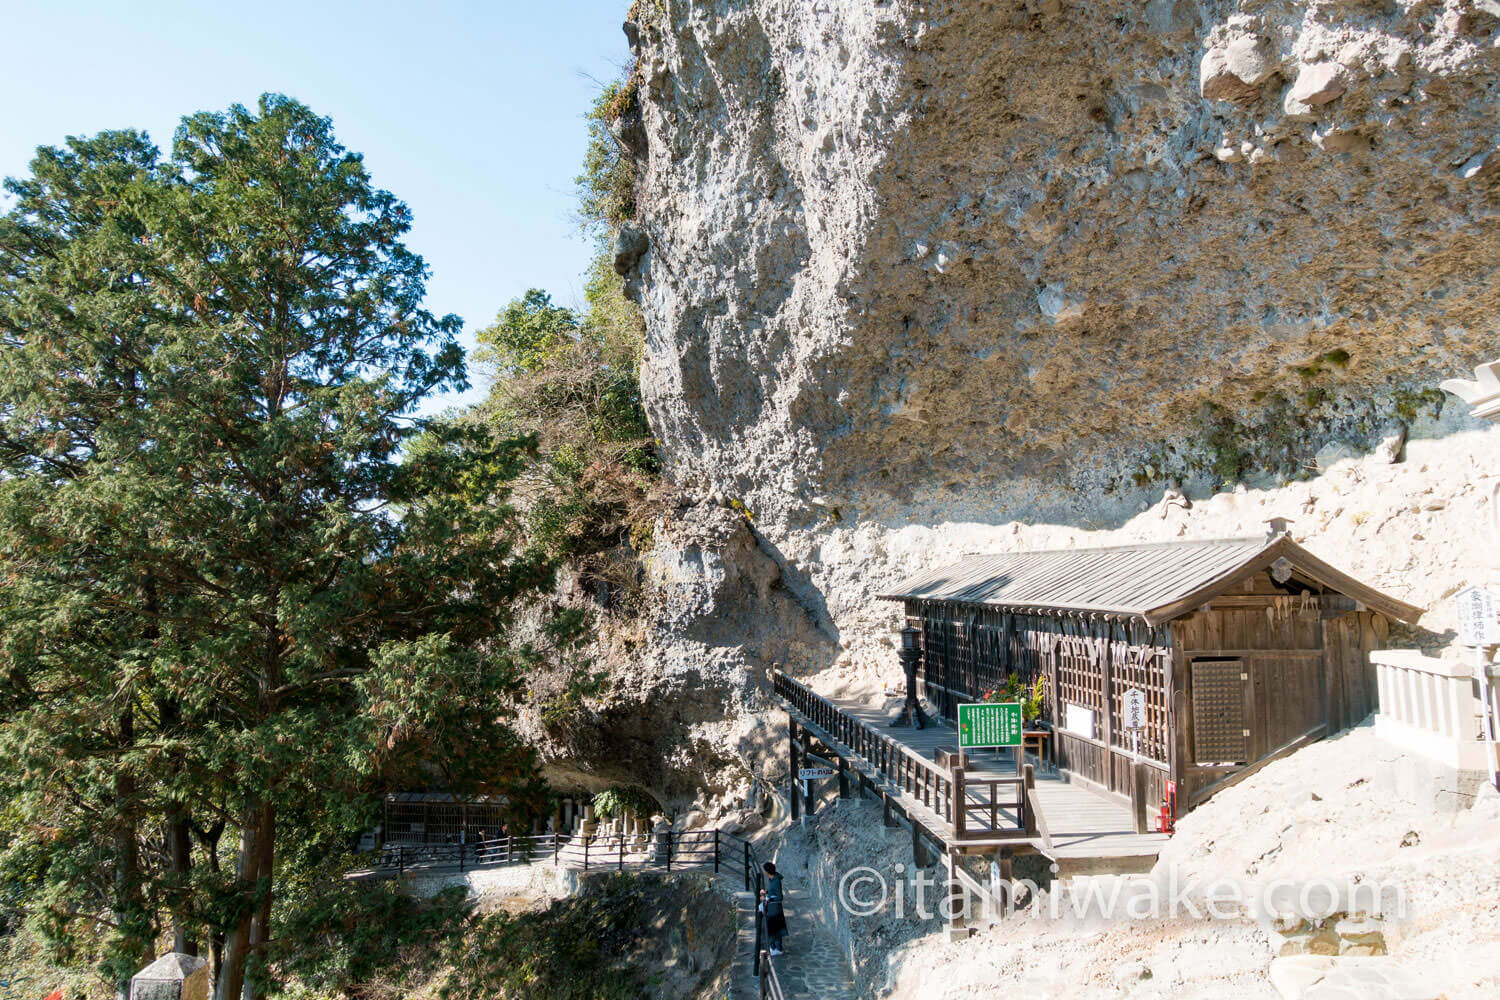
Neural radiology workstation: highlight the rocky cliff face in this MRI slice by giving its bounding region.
[612,0,1499,669]
[626,0,1496,522]
[553,0,1499,805]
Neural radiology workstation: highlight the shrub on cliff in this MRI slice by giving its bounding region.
[474,258,660,609]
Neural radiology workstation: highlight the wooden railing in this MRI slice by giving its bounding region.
[772,671,1030,842]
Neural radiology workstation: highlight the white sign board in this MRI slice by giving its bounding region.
[1456,587,1500,647]
[798,766,837,781]
[1122,688,1148,731]
[1064,703,1095,739]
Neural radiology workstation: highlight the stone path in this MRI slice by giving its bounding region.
[730,884,856,999]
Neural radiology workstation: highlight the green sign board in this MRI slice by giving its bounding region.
[957,702,1023,748]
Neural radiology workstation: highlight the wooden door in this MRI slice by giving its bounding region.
[1189,658,1248,766]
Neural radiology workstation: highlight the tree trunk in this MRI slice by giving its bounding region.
[194,820,227,983]
[112,706,150,998]
[213,814,263,1000]
[158,679,196,955]
[243,802,275,1000]
[166,806,196,954]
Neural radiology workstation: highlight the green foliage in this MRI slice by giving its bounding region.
[981,674,1046,724]
[268,873,708,1000]
[475,260,658,605]
[436,875,649,1000]
[591,786,658,821]
[1392,387,1446,423]
[476,289,580,377]
[576,81,639,239]
[0,94,558,997]
[273,873,468,997]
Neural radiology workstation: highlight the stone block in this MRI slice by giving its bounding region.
[1279,928,1341,956]
[1270,956,1335,999]
[129,953,210,1000]
[1334,915,1387,956]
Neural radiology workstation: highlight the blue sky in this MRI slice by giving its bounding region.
[0,0,633,413]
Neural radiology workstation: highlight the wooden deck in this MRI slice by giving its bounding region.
[800,689,1170,875]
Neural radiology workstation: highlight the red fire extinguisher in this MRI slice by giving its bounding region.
[1158,780,1177,834]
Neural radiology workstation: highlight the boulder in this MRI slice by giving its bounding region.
[1459,149,1500,181]
[1373,423,1407,464]
[1335,915,1388,956]
[612,225,650,276]
[610,104,649,158]
[1201,34,1279,101]
[1037,283,1086,322]
[1291,63,1348,104]
[1144,0,1198,38]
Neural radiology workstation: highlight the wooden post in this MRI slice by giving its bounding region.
[837,758,852,799]
[996,849,1014,917]
[1022,764,1038,837]
[1100,621,1116,791]
[882,790,898,828]
[947,847,966,937]
[952,765,967,839]
[789,721,801,821]
[1131,760,1150,834]
[800,729,815,818]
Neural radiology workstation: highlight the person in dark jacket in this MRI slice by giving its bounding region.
[761,861,787,956]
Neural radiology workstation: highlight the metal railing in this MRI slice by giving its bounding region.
[758,947,787,1000]
[377,827,775,980]
[377,828,755,881]
[772,670,1032,842]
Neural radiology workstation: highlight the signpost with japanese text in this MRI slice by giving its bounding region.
[1456,586,1500,788]
[958,702,1023,749]
[1122,688,1148,762]
[1457,586,1500,648]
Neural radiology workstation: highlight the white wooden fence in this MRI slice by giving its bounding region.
[1372,649,1494,772]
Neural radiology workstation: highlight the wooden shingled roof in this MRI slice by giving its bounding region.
[877,535,1423,626]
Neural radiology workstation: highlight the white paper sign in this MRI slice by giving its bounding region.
[1064,703,1095,739]
[1122,688,1148,731]
[1456,587,1500,647]
[798,766,837,781]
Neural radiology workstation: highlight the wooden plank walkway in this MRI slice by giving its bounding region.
[812,691,1169,874]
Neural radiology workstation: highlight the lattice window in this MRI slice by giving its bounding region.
[974,618,1006,697]
[1191,659,1247,765]
[1106,622,1171,762]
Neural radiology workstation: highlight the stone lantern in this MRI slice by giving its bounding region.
[889,623,928,729]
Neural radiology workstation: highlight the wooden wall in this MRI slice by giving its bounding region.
[905,602,1174,807]
[907,569,1393,815]
[1168,574,1391,805]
